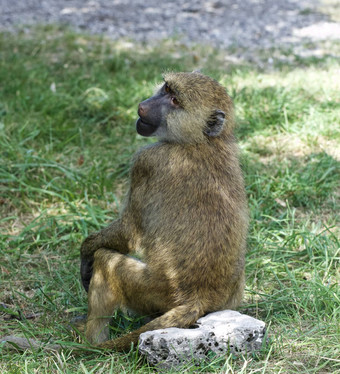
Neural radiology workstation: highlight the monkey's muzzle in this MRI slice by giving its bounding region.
[136,118,158,137]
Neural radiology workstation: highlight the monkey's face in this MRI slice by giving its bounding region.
[136,72,231,143]
[136,83,180,138]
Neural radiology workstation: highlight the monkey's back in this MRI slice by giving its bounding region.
[129,138,248,310]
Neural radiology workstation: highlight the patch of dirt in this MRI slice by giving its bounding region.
[0,0,339,60]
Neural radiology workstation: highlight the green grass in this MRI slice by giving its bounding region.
[0,26,339,373]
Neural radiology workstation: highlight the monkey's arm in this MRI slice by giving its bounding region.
[80,217,133,292]
[80,219,131,258]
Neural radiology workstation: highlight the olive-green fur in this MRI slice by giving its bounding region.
[80,72,248,352]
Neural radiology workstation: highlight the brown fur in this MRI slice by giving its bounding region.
[80,72,248,351]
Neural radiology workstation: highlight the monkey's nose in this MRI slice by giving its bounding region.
[138,103,145,117]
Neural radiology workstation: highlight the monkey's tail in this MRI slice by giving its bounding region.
[98,304,202,352]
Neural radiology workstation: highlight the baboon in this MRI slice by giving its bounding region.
[80,72,248,351]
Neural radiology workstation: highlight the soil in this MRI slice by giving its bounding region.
[0,0,339,59]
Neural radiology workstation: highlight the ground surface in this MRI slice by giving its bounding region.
[0,1,339,373]
[1,0,339,56]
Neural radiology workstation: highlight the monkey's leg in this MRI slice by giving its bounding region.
[85,248,173,345]
[85,266,116,344]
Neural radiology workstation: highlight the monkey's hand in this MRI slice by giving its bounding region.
[80,257,93,292]
[80,233,100,292]
[80,221,130,291]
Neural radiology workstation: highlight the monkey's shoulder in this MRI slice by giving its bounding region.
[131,142,175,169]
[132,142,166,159]
[130,141,238,177]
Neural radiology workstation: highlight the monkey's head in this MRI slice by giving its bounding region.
[136,72,234,144]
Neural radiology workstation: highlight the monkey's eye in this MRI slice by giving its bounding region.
[171,97,179,106]
[164,84,170,93]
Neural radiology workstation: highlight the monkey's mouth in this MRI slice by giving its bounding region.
[136,118,158,137]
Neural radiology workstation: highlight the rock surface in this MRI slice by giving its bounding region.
[139,310,266,370]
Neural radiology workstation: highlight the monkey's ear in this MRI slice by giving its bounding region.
[204,110,225,137]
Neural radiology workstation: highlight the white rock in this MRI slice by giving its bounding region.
[139,310,266,370]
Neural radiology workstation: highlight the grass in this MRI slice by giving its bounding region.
[0,25,339,373]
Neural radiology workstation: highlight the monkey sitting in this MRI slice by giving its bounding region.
[80,72,248,351]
